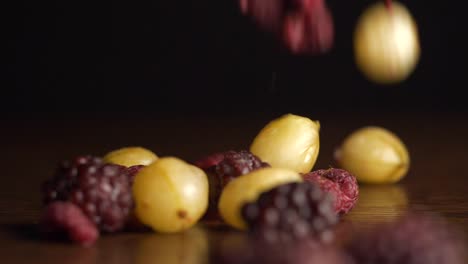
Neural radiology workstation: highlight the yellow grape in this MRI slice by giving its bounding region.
[335,126,410,184]
[250,114,320,174]
[133,157,208,233]
[103,146,158,167]
[218,167,302,230]
[354,1,420,84]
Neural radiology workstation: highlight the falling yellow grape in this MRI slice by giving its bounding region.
[354,1,420,84]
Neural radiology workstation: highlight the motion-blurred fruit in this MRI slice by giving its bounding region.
[354,1,420,84]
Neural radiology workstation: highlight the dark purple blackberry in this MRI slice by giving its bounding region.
[241,181,338,244]
[195,150,270,221]
[42,155,133,232]
[125,165,145,185]
[349,213,466,264]
[215,150,270,187]
[40,201,99,246]
[43,156,103,203]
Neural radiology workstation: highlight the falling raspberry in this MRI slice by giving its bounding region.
[283,4,334,54]
[303,168,359,215]
[42,156,134,232]
[239,0,334,55]
[348,213,466,264]
[40,201,99,246]
[241,181,338,243]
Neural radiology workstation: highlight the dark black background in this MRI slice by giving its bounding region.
[4,0,467,118]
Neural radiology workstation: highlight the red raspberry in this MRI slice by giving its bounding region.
[240,0,284,33]
[303,168,358,215]
[40,201,99,246]
[283,5,334,54]
[238,0,334,55]
[294,0,325,10]
[193,152,225,170]
[302,172,342,213]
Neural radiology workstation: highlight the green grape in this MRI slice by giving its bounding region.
[133,157,208,233]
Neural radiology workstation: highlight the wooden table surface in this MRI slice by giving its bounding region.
[1,111,467,264]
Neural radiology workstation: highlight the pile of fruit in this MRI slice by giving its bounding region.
[39,114,465,264]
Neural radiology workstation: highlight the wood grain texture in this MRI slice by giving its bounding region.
[1,112,467,263]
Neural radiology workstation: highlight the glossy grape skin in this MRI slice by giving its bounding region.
[335,126,410,184]
[132,157,209,233]
[250,114,320,174]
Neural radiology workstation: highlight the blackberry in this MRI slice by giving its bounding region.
[215,150,270,187]
[42,155,133,232]
[40,201,99,246]
[349,213,466,264]
[241,182,338,244]
[195,150,270,221]
[303,168,358,215]
[125,165,145,185]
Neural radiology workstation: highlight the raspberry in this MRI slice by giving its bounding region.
[241,0,284,33]
[241,182,338,243]
[303,173,342,213]
[40,201,99,246]
[239,0,334,55]
[193,152,225,170]
[42,155,133,232]
[194,150,270,221]
[303,168,358,215]
[348,213,466,264]
[283,5,334,54]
